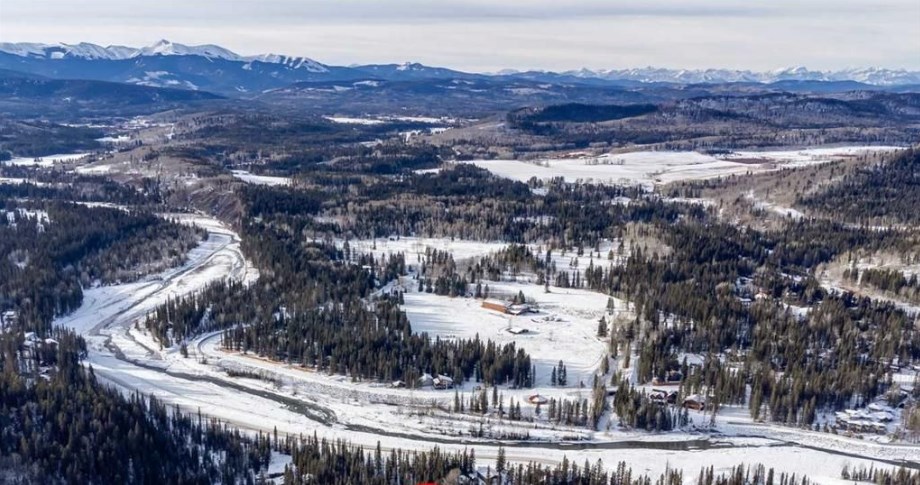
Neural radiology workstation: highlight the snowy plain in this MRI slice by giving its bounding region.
[5,152,89,167]
[231,170,292,186]
[460,146,904,188]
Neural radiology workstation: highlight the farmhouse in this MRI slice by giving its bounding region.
[481,299,534,315]
[506,326,529,335]
[507,303,533,315]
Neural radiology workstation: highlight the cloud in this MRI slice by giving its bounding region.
[1,0,917,70]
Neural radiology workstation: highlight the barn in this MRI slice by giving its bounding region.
[481,299,510,313]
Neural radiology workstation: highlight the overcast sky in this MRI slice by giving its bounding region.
[1,0,918,71]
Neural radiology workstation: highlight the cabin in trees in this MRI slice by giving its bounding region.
[433,375,454,390]
[682,394,706,411]
[650,389,679,405]
[418,373,454,389]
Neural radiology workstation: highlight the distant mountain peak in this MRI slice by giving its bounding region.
[245,53,329,73]
[396,62,426,71]
[137,39,243,61]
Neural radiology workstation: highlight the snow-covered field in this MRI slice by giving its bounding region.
[74,163,114,174]
[5,152,89,167]
[96,134,132,144]
[346,236,509,262]
[461,146,904,188]
[403,282,616,387]
[52,221,919,481]
[231,170,292,186]
[724,146,902,166]
[0,177,44,186]
[325,115,454,125]
[324,116,385,125]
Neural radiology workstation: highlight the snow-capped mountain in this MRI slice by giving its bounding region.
[0,40,917,96]
[244,54,328,73]
[563,66,920,86]
[0,40,327,69]
[0,40,355,95]
[0,41,139,60]
[137,39,242,60]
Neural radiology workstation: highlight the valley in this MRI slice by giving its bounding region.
[1,32,920,484]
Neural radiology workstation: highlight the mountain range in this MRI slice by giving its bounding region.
[0,40,918,97]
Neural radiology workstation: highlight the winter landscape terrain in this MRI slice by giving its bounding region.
[2,5,920,482]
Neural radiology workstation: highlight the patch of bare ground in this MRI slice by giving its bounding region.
[818,248,920,313]
[622,222,672,259]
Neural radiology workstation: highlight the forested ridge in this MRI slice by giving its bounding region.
[800,149,920,224]
[0,196,202,333]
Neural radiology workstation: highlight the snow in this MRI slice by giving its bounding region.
[265,451,292,478]
[0,177,44,186]
[461,146,906,188]
[413,167,443,175]
[139,39,243,61]
[724,146,903,166]
[819,254,920,316]
[231,170,291,186]
[462,152,748,187]
[746,190,805,219]
[57,214,257,338]
[2,208,50,228]
[0,41,139,60]
[324,116,385,125]
[0,42,53,58]
[75,164,113,174]
[390,116,452,124]
[47,215,918,481]
[345,237,509,262]
[403,282,615,388]
[5,153,88,167]
[95,134,132,144]
[0,40,332,74]
[565,66,920,86]
[324,115,454,126]
[246,54,329,72]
